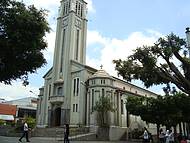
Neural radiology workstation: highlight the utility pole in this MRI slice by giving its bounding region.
[185,27,190,58]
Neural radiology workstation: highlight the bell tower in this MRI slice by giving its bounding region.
[52,0,87,80]
[50,0,87,125]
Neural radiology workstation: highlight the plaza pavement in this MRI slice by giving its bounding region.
[0,136,138,143]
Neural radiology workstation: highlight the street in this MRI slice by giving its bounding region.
[0,136,134,143]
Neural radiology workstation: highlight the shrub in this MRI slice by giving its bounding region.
[0,119,6,125]
[26,116,36,129]
[131,129,144,139]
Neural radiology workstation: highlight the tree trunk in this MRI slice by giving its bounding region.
[174,126,177,141]
[187,123,190,137]
[156,123,160,140]
[182,122,186,136]
[179,122,182,135]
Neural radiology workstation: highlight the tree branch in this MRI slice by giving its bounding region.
[158,65,190,94]
[160,51,190,90]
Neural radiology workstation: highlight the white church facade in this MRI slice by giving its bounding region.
[36,0,158,131]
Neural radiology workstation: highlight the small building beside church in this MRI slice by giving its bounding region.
[36,0,158,138]
[4,97,37,122]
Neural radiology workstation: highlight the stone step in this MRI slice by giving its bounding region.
[32,127,90,138]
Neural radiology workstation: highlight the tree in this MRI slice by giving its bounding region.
[113,33,190,95]
[93,96,115,127]
[126,96,166,138]
[126,93,190,140]
[0,0,50,85]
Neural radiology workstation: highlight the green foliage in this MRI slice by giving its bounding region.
[93,96,115,127]
[0,119,6,125]
[93,96,115,113]
[0,0,50,84]
[113,33,190,95]
[126,92,190,130]
[26,116,36,129]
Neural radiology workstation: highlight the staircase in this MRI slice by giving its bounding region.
[32,126,90,138]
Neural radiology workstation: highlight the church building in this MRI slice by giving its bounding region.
[36,0,157,131]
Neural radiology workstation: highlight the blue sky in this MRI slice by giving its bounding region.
[1,0,190,101]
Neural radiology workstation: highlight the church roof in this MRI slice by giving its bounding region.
[90,69,111,78]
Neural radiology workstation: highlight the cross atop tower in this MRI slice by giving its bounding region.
[100,65,103,69]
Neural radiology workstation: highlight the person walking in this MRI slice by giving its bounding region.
[143,127,149,143]
[165,130,170,143]
[168,130,174,143]
[64,124,70,143]
[159,128,165,143]
[19,120,30,142]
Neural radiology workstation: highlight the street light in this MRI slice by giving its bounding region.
[185,27,190,58]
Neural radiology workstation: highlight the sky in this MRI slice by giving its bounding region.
[1,0,190,101]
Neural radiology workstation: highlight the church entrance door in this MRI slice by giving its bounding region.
[53,107,61,126]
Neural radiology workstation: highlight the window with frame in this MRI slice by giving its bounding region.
[73,77,80,96]
[76,78,79,96]
[73,79,76,95]
[76,104,78,112]
[92,89,94,112]
[91,79,95,85]
[121,99,124,114]
[60,29,66,73]
[48,84,51,99]
[73,104,75,112]
[57,87,63,96]
[75,29,80,60]
[102,88,105,97]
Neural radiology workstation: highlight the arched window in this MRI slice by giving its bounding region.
[57,87,63,96]
[102,88,105,97]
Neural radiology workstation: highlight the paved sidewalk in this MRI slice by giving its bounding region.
[0,136,135,143]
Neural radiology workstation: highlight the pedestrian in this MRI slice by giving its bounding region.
[64,124,70,143]
[159,128,165,143]
[168,129,174,143]
[143,127,149,143]
[19,120,30,142]
[165,130,170,143]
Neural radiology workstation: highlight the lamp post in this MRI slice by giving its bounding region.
[185,27,190,58]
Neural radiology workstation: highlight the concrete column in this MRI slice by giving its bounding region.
[86,91,90,126]
[60,109,65,126]
[114,92,118,126]
[48,109,52,127]
[61,109,70,125]
[118,92,122,126]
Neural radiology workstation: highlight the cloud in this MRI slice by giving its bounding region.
[43,31,56,62]
[1,29,162,101]
[0,82,39,101]
[22,0,60,10]
[87,30,108,46]
[2,0,162,101]
[86,30,163,77]
[84,0,96,13]
[22,0,95,14]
